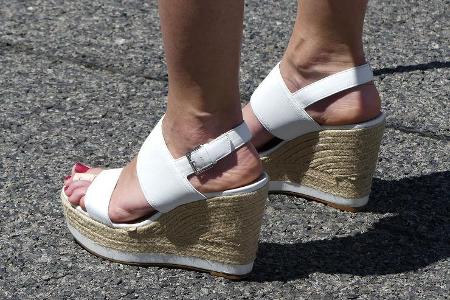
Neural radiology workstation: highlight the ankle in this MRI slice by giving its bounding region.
[276,44,382,126]
[282,43,366,92]
[162,109,263,192]
[163,108,243,158]
[188,144,263,193]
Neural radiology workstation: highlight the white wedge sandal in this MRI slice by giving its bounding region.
[61,117,269,279]
[250,63,385,211]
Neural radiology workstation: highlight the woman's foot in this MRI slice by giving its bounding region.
[243,55,382,149]
[63,116,262,223]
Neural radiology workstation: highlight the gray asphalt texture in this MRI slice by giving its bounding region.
[1,0,449,299]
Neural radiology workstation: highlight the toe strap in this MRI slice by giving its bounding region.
[84,168,122,226]
[73,173,97,182]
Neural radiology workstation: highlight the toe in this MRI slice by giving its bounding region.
[68,185,89,206]
[71,162,91,175]
[66,165,102,187]
[64,166,103,206]
[65,180,91,197]
[63,175,73,187]
[79,196,86,210]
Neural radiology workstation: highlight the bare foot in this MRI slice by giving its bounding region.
[63,123,262,223]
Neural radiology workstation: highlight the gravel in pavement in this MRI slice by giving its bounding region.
[0,0,449,299]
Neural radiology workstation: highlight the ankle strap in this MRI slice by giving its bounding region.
[175,122,252,176]
[292,64,373,108]
[250,63,373,141]
[137,118,251,212]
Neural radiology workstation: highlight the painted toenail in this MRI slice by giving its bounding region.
[64,175,72,180]
[75,162,90,173]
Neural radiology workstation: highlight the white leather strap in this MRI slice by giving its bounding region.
[174,122,252,177]
[72,173,97,182]
[84,168,122,226]
[292,64,373,108]
[250,63,373,141]
[137,118,251,213]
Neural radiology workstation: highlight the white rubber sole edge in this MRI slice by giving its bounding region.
[67,223,254,276]
[269,181,369,208]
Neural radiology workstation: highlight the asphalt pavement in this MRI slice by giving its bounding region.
[1,0,449,299]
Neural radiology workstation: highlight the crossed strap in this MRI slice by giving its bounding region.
[79,117,252,226]
[137,118,252,212]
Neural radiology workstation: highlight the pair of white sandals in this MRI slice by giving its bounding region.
[61,62,385,278]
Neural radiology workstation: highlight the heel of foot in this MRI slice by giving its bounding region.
[306,83,382,126]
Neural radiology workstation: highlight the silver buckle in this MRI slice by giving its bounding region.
[185,145,215,176]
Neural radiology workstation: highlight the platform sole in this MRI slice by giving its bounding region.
[262,114,385,212]
[61,181,268,279]
[269,181,368,212]
[68,223,253,279]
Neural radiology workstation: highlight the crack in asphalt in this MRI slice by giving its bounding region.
[0,39,168,83]
[385,122,450,142]
[1,39,449,142]
[2,39,449,85]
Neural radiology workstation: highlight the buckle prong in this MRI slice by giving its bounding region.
[186,145,204,176]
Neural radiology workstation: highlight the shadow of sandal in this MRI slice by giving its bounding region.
[247,171,450,282]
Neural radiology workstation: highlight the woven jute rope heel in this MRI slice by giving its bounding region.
[261,118,385,211]
[61,184,268,279]
[250,62,385,210]
[61,117,269,278]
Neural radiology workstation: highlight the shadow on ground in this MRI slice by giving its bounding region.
[373,60,450,76]
[249,171,450,282]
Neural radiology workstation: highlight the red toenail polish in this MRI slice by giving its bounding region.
[64,175,71,180]
[75,162,89,173]
[64,186,68,191]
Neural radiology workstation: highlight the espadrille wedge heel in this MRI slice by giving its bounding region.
[251,63,385,211]
[61,117,269,279]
